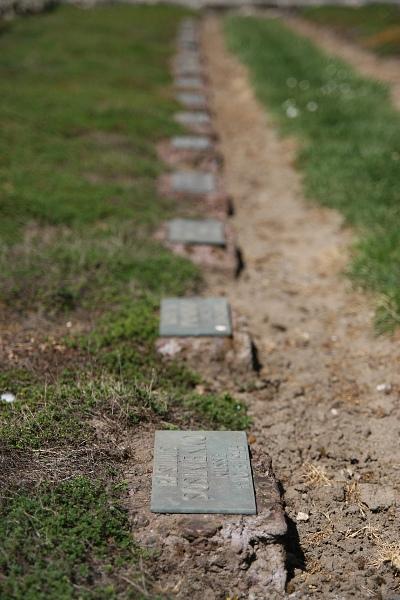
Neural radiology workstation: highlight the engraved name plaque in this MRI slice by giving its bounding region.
[175,111,211,126]
[175,77,203,90]
[171,171,215,195]
[151,430,256,514]
[159,297,232,337]
[171,136,211,151]
[168,218,225,246]
[177,38,198,49]
[177,92,207,109]
[175,51,200,62]
[174,56,201,75]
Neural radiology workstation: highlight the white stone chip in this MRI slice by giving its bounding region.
[296,511,309,522]
[1,392,16,403]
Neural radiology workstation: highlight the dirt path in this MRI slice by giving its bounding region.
[284,15,400,111]
[203,16,400,598]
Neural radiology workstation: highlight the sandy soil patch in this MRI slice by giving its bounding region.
[202,16,400,598]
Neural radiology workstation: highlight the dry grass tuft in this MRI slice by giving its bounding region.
[344,481,367,517]
[370,540,400,572]
[344,523,380,540]
[302,463,332,487]
[303,528,332,546]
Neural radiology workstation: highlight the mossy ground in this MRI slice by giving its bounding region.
[0,6,248,598]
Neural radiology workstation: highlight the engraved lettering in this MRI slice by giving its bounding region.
[211,452,229,477]
[151,431,256,514]
[163,303,178,327]
[155,446,178,487]
[228,445,251,489]
[180,303,199,328]
[180,434,209,500]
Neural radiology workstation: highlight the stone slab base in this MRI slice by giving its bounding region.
[174,79,207,92]
[156,312,256,375]
[156,140,222,171]
[158,173,233,218]
[154,222,239,277]
[172,64,205,79]
[127,435,287,599]
[176,92,209,111]
[174,113,215,136]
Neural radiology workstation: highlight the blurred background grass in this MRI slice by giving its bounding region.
[300,3,400,56]
[226,14,400,331]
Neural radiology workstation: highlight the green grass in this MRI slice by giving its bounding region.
[0,370,171,450]
[0,6,249,597]
[300,4,400,56]
[0,477,142,600]
[0,5,180,241]
[226,16,400,331]
[183,392,251,430]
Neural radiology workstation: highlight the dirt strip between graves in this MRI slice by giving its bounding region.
[202,16,400,598]
[283,15,400,111]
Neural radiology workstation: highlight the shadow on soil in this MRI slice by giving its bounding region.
[284,515,306,584]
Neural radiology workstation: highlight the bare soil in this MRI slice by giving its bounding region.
[0,310,90,378]
[284,15,400,110]
[199,16,400,599]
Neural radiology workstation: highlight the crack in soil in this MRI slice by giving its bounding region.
[202,15,400,599]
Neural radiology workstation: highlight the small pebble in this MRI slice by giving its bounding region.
[376,383,392,394]
[1,392,16,403]
[296,511,309,522]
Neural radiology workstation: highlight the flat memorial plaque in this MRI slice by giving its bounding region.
[178,21,198,33]
[175,56,201,70]
[178,40,198,52]
[175,76,203,90]
[177,92,207,108]
[175,66,202,77]
[176,50,200,59]
[175,111,211,126]
[171,171,216,195]
[151,430,256,514]
[168,218,225,246]
[177,34,198,46]
[159,297,232,337]
[171,136,211,152]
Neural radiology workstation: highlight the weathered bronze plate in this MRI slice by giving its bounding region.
[171,136,211,151]
[171,171,216,195]
[175,76,204,90]
[174,111,211,126]
[159,297,231,337]
[177,92,207,108]
[151,430,256,514]
[168,218,225,246]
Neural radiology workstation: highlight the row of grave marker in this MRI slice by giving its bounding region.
[159,18,232,339]
[151,18,256,516]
